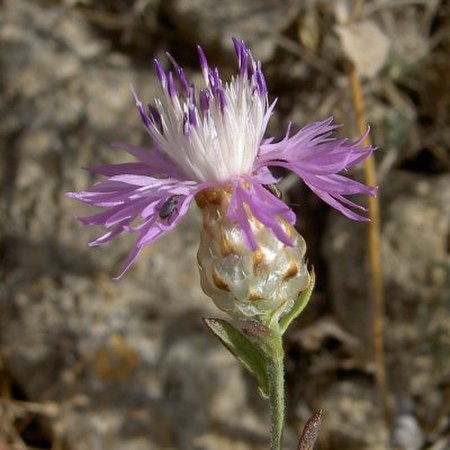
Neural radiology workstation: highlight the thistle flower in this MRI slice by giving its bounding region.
[68,38,376,291]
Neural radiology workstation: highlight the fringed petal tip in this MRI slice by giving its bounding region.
[113,247,142,281]
[74,214,88,224]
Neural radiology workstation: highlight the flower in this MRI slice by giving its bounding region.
[68,38,376,279]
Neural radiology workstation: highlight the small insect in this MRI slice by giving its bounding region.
[159,195,181,220]
[263,183,282,199]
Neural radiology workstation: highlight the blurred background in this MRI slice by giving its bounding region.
[0,0,449,449]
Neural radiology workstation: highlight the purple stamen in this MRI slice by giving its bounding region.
[232,37,242,56]
[218,89,226,112]
[177,67,189,96]
[139,109,153,131]
[166,52,190,96]
[208,68,222,97]
[167,71,176,97]
[240,48,248,77]
[153,59,166,86]
[182,113,189,135]
[248,49,259,76]
[255,65,267,95]
[189,83,196,106]
[212,68,221,88]
[130,85,154,130]
[197,46,209,83]
[232,37,248,77]
[147,105,163,133]
[188,104,197,127]
[199,89,210,113]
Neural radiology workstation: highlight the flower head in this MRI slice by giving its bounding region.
[68,38,376,279]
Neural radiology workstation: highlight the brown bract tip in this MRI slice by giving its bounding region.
[211,265,230,291]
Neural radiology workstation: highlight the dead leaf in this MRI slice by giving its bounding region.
[336,20,390,79]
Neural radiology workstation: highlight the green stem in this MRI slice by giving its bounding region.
[267,328,285,450]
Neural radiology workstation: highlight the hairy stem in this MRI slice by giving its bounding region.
[267,328,285,450]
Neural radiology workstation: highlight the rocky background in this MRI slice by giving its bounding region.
[0,0,449,449]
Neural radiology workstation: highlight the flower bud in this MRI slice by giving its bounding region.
[196,189,310,320]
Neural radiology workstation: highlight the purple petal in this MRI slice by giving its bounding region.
[110,142,185,179]
[104,198,150,227]
[239,182,294,245]
[228,186,257,250]
[257,117,376,220]
[334,193,369,211]
[114,190,199,278]
[251,183,295,222]
[107,174,163,187]
[88,162,160,177]
[227,179,296,250]
[78,208,123,226]
[89,225,125,247]
[74,173,209,278]
[299,172,375,196]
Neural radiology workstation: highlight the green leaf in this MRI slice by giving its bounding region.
[203,318,269,397]
[279,269,315,334]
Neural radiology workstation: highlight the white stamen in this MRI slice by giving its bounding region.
[147,73,270,183]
